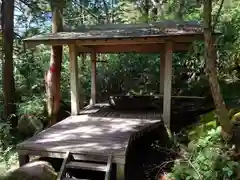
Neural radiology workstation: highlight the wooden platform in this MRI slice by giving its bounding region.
[17,104,162,165]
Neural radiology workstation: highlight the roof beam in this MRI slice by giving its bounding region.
[75,35,203,46]
[77,43,193,53]
[23,34,204,49]
[76,44,94,53]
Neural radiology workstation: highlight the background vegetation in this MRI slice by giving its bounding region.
[1,0,240,179]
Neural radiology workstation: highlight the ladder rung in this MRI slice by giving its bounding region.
[62,178,90,180]
[57,151,72,180]
[66,161,107,172]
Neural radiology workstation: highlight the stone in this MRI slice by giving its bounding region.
[17,116,43,136]
[4,161,57,180]
[232,112,240,122]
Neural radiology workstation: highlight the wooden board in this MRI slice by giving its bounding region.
[77,43,193,53]
[17,104,161,164]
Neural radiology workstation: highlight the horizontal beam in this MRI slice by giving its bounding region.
[17,149,125,164]
[76,34,203,46]
[76,44,94,52]
[24,39,76,49]
[77,43,193,53]
[24,34,204,48]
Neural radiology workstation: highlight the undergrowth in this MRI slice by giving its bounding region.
[166,126,240,180]
[0,121,18,176]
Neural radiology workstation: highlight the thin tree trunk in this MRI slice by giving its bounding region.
[143,0,150,23]
[45,1,63,126]
[176,0,184,20]
[150,0,159,21]
[203,0,232,137]
[102,0,110,23]
[2,0,17,128]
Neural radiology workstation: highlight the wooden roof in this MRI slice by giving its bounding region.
[24,20,208,53]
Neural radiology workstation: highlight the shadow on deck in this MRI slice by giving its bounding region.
[17,96,214,180]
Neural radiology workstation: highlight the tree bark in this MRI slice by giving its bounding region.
[176,0,184,20]
[143,0,150,23]
[203,0,232,137]
[45,1,63,126]
[2,0,17,128]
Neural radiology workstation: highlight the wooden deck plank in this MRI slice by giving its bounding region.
[18,149,125,164]
[17,104,161,164]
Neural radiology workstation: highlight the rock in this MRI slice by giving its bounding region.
[4,161,57,180]
[229,108,240,120]
[17,115,43,136]
[232,112,240,122]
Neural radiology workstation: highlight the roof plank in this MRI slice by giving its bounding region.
[24,21,205,49]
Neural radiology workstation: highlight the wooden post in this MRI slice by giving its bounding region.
[69,44,79,115]
[90,52,97,106]
[18,153,29,166]
[160,51,165,94]
[163,41,173,129]
[116,163,125,180]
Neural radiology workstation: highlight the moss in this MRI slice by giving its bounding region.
[231,112,240,122]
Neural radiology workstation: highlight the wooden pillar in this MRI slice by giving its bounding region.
[163,41,173,129]
[160,51,165,95]
[116,163,125,180]
[90,52,97,106]
[69,44,80,115]
[18,153,29,166]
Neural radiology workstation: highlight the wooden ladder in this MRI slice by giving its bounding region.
[57,152,113,180]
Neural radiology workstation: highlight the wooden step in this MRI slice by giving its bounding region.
[66,161,107,172]
[62,178,90,180]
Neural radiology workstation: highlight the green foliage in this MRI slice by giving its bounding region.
[0,121,18,175]
[2,0,240,176]
[0,122,13,150]
[168,127,240,180]
[185,111,217,141]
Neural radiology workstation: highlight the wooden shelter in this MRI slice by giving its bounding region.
[18,20,207,180]
[24,20,205,127]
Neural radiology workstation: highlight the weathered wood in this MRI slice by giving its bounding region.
[20,140,127,154]
[66,161,107,171]
[160,51,165,94]
[116,163,125,180]
[76,44,93,53]
[24,34,204,48]
[69,44,80,115]
[90,51,97,105]
[18,153,29,166]
[77,43,192,53]
[163,41,173,128]
[105,154,113,180]
[17,104,161,165]
[18,149,125,164]
[57,151,72,180]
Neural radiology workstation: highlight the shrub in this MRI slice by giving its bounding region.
[167,127,240,180]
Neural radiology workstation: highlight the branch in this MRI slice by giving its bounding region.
[213,0,224,30]
[78,4,98,20]
[102,0,110,23]
[149,0,165,8]
[186,159,202,179]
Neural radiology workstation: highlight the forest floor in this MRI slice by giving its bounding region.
[0,152,18,177]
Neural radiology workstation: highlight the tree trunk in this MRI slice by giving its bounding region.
[203,0,232,137]
[143,0,150,22]
[176,0,184,20]
[2,0,17,128]
[45,1,63,126]
[151,0,159,21]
